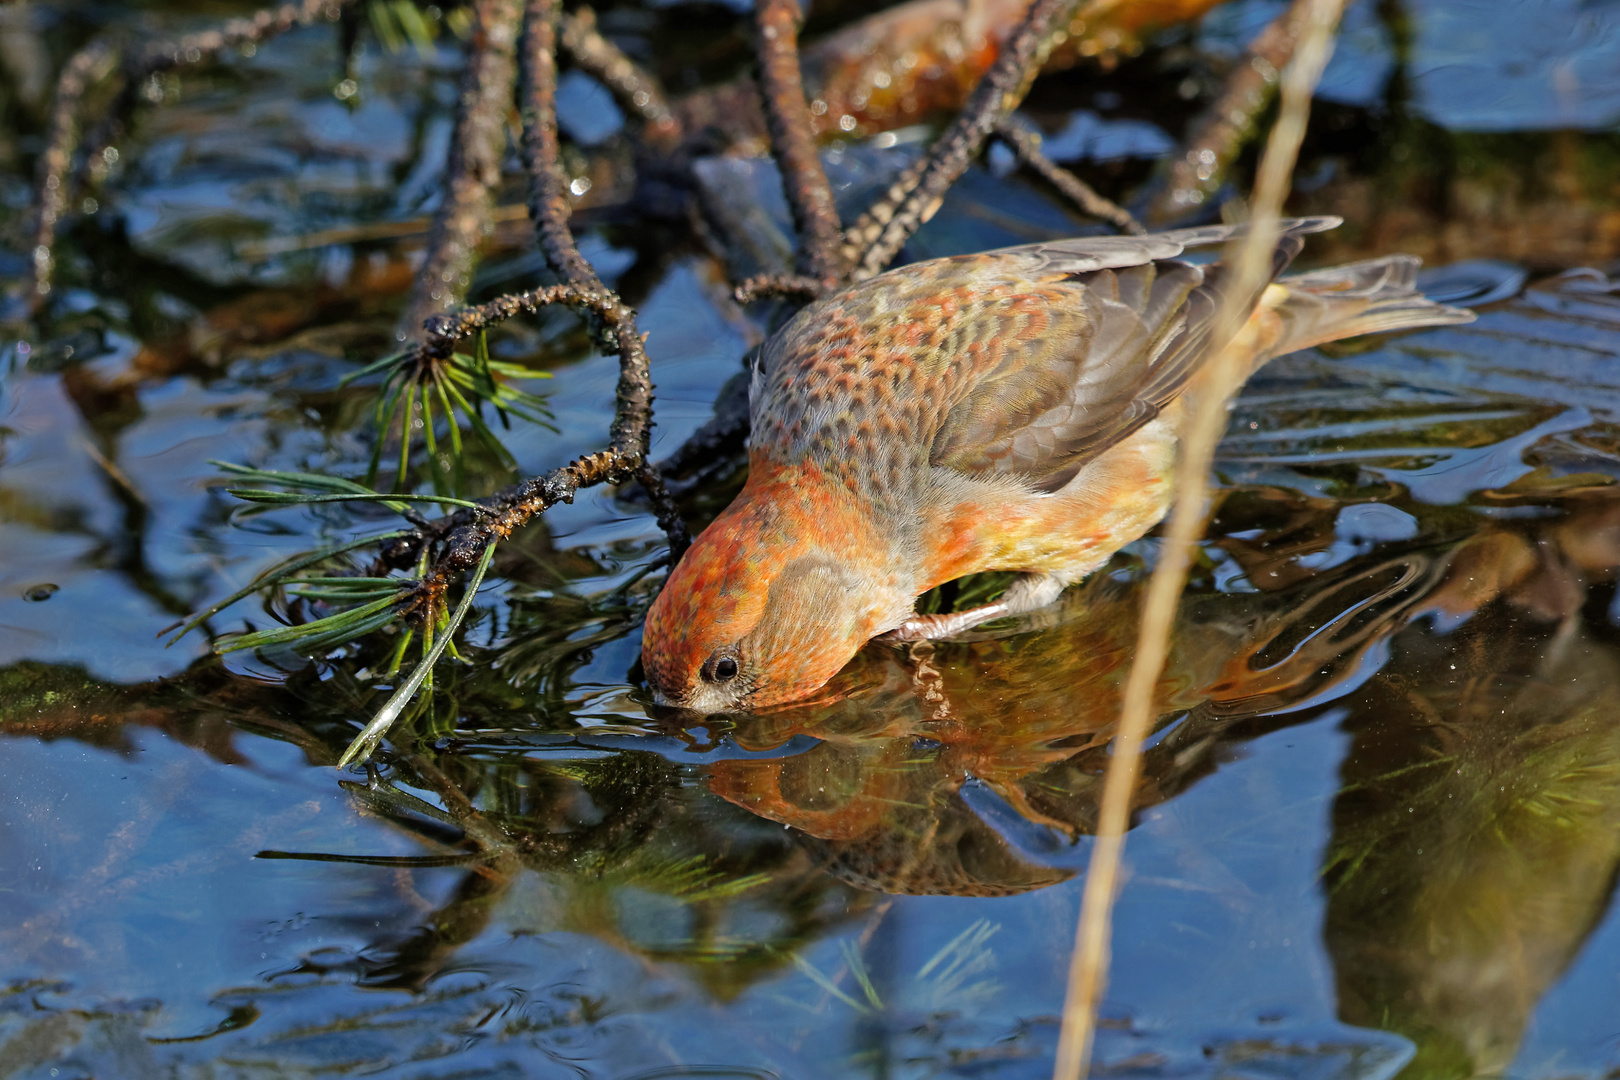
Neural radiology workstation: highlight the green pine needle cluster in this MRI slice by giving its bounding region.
[164,277,560,766]
[365,0,473,56]
[344,330,555,493]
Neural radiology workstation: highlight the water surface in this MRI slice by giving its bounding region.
[3,1,1620,1076]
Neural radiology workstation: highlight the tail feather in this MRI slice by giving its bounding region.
[1271,255,1476,354]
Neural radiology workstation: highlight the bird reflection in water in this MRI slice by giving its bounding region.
[694,486,1620,946]
[253,484,1620,1074]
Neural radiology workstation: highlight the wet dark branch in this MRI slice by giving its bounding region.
[992,115,1145,235]
[523,0,670,530]
[558,7,680,147]
[25,40,114,303]
[394,0,689,567]
[734,272,827,303]
[842,0,1083,279]
[417,282,616,360]
[24,0,361,306]
[391,282,679,571]
[521,0,602,289]
[1143,0,1309,226]
[131,0,354,73]
[397,0,524,340]
[753,0,844,287]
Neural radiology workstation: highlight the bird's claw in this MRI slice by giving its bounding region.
[882,604,1011,642]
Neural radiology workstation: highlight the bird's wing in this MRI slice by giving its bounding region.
[930,217,1337,492]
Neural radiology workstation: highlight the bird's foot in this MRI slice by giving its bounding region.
[883,573,1069,642]
[884,601,1012,642]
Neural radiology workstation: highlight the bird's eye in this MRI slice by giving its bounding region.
[705,651,740,682]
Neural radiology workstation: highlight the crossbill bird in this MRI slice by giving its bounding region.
[642,217,1474,712]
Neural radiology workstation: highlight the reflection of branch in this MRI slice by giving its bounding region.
[753,0,845,287]
[129,0,354,70]
[992,115,1144,235]
[24,0,362,305]
[1054,0,1347,1075]
[842,0,1084,279]
[559,7,680,146]
[397,0,523,339]
[1143,0,1311,226]
[25,41,114,305]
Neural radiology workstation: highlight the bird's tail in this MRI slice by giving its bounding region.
[1268,255,1476,355]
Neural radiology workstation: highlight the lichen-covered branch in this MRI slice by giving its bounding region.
[1143,0,1311,225]
[396,0,523,341]
[992,114,1144,235]
[843,0,1084,279]
[753,0,845,286]
[558,7,680,147]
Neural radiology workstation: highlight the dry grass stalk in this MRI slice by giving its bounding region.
[1049,0,1347,1076]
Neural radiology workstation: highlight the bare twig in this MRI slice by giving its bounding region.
[412,283,660,537]
[753,0,845,286]
[1051,0,1346,1076]
[131,0,353,72]
[25,40,114,302]
[558,7,680,146]
[992,115,1144,235]
[397,0,523,340]
[522,0,601,289]
[414,283,604,360]
[734,272,827,303]
[1143,0,1311,226]
[518,0,688,558]
[842,0,1084,279]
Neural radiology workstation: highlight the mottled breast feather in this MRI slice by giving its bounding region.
[752,217,1340,497]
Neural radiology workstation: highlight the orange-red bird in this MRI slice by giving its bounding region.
[642,217,1473,711]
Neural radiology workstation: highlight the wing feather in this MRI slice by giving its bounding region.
[930,218,1338,492]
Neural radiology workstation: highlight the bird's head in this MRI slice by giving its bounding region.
[641,487,907,712]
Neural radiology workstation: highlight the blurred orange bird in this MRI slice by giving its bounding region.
[642,217,1473,711]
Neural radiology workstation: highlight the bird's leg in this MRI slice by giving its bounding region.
[885,572,1066,642]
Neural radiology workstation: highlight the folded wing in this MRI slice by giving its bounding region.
[930,217,1339,492]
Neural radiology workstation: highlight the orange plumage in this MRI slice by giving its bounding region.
[642,217,1474,711]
